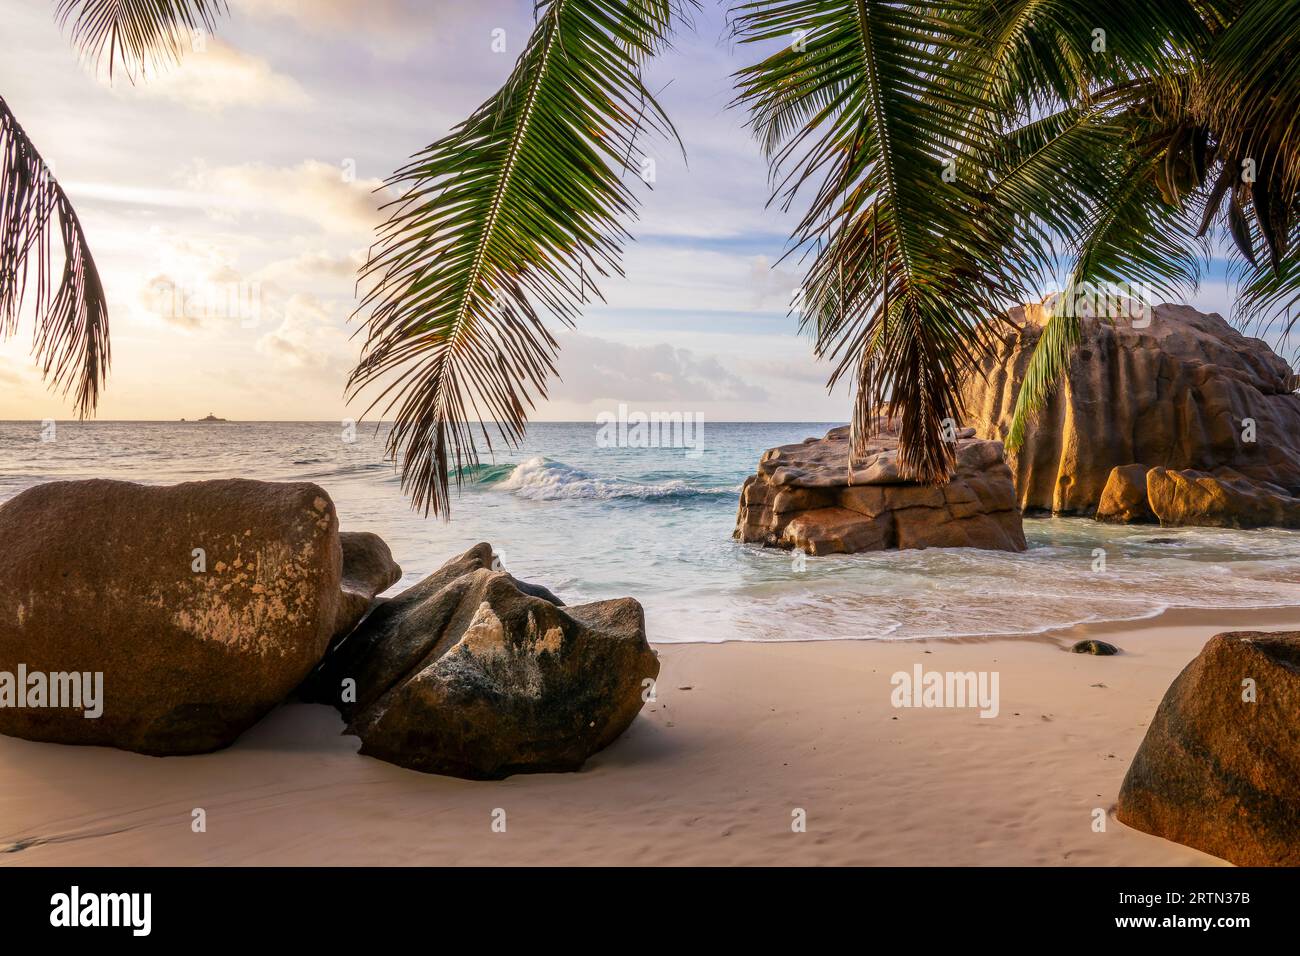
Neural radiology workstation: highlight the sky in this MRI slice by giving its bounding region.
[0,0,1256,423]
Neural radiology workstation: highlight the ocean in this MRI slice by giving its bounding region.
[4,419,1300,642]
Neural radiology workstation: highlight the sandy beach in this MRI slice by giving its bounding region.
[5,606,1296,867]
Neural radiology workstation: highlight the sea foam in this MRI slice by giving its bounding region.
[493,456,737,502]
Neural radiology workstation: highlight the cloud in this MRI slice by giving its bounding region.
[256,249,366,285]
[231,0,415,33]
[599,244,796,316]
[186,161,389,237]
[140,274,201,330]
[125,39,310,112]
[746,255,803,312]
[552,332,769,405]
[256,294,353,370]
[744,355,832,388]
[139,267,267,332]
[230,0,520,39]
[132,236,255,332]
[226,0,528,62]
[0,357,35,387]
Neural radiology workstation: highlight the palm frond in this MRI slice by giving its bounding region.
[349,0,692,516]
[1197,0,1300,325]
[1003,0,1300,445]
[732,0,1025,483]
[962,0,1209,117]
[0,96,109,417]
[1197,0,1300,202]
[55,0,229,81]
[1233,250,1300,345]
[1006,123,1207,451]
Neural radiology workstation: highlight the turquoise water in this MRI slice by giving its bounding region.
[4,420,1300,642]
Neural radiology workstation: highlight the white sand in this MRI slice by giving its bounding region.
[5,607,1298,866]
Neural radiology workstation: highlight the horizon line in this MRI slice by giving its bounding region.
[0,419,850,425]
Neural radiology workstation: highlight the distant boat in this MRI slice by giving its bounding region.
[187,412,228,422]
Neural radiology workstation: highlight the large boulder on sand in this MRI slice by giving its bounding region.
[734,422,1025,554]
[962,300,1300,525]
[306,543,658,779]
[1117,631,1300,866]
[0,479,400,755]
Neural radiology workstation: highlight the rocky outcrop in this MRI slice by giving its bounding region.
[0,479,399,755]
[1146,466,1300,528]
[1095,464,1155,524]
[734,423,1026,554]
[1095,463,1300,528]
[962,301,1300,525]
[1117,630,1300,866]
[308,543,658,779]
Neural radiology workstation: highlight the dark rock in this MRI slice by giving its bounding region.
[512,577,565,606]
[1117,630,1300,865]
[1071,639,1120,656]
[302,543,553,701]
[311,543,657,779]
[0,478,391,755]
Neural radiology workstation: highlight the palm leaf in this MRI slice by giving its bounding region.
[1005,122,1207,451]
[959,0,1208,118]
[1001,0,1300,446]
[349,0,691,516]
[1197,0,1300,198]
[1229,209,1300,343]
[0,96,109,417]
[732,0,1023,483]
[55,0,230,81]
[0,1,232,415]
[1197,0,1300,330]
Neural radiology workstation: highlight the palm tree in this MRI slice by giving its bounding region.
[0,0,227,416]
[8,2,1298,517]
[350,0,1300,515]
[988,0,1300,450]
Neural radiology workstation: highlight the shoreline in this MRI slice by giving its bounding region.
[1034,603,1300,644]
[4,605,1295,866]
[648,602,1300,647]
[894,602,1300,648]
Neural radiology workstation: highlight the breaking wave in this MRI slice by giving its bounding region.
[482,456,739,502]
